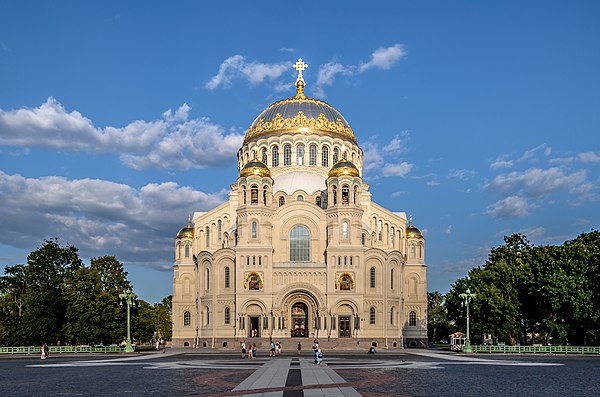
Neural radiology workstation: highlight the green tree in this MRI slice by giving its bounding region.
[427,291,452,342]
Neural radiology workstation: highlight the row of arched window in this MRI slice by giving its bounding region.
[239,143,362,169]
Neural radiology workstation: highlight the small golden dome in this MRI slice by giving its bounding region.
[328,160,360,178]
[177,215,194,239]
[406,215,423,238]
[239,160,272,178]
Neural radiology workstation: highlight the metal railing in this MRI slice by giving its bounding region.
[0,345,125,355]
[470,345,600,354]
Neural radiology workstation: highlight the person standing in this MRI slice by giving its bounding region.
[252,343,257,358]
[316,348,323,365]
[297,342,301,355]
[40,343,46,360]
[241,341,247,359]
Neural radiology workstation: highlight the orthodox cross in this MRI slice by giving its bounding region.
[293,58,308,83]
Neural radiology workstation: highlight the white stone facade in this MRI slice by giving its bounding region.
[172,75,427,349]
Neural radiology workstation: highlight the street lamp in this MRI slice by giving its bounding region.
[459,288,475,353]
[119,289,137,353]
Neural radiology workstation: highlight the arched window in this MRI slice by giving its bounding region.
[390,268,395,290]
[342,221,348,240]
[309,144,317,165]
[409,311,417,327]
[361,233,366,246]
[278,196,285,207]
[390,307,394,325]
[332,186,337,205]
[353,186,359,204]
[271,146,279,167]
[206,226,211,248]
[283,144,291,166]
[333,148,339,164]
[262,147,267,164]
[370,267,376,288]
[225,266,230,288]
[251,185,258,204]
[410,243,416,258]
[183,311,191,326]
[343,151,348,160]
[241,186,247,205]
[206,307,210,325]
[390,226,395,247]
[225,306,231,324]
[369,307,376,325]
[251,221,257,239]
[184,244,190,258]
[296,144,304,165]
[342,185,349,205]
[315,196,321,207]
[218,220,222,241]
[290,225,310,262]
[322,146,329,167]
[378,220,383,241]
[419,244,423,259]
[205,268,210,290]
[263,187,267,205]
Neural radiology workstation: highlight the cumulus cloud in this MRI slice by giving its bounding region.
[485,167,587,199]
[485,196,532,218]
[0,170,227,269]
[578,151,600,163]
[358,44,407,72]
[205,55,289,90]
[313,61,353,97]
[445,225,452,235]
[0,98,243,170]
[381,162,413,177]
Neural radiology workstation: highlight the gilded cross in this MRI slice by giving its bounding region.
[293,58,308,82]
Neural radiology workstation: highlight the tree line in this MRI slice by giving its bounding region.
[428,231,600,346]
[0,239,171,347]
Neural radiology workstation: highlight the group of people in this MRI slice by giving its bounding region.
[240,341,258,358]
[269,341,282,356]
[40,343,49,360]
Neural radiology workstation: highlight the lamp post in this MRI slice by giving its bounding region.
[459,288,475,353]
[119,289,137,353]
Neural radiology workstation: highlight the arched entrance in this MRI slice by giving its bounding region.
[291,302,308,337]
[281,290,320,338]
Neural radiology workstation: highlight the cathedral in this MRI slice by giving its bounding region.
[172,59,427,349]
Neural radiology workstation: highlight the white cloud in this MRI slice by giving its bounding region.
[445,225,452,235]
[518,143,551,162]
[576,218,591,225]
[490,156,514,170]
[485,196,532,218]
[383,131,410,154]
[358,44,407,72]
[578,151,600,163]
[0,98,243,170]
[517,226,546,239]
[391,191,405,197]
[0,170,227,269]
[426,180,440,187]
[485,167,587,199]
[449,169,476,181]
[381,162,413,177]
[205,55,289,90]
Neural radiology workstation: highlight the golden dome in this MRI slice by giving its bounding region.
[406,215,423,238]
[239,160,272,178]
[177,215,194,239]
[328,160,360,178]
[243,59,356,146]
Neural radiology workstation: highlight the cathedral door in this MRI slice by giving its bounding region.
[249,316,260,338]
[291,302,308,337]
[339,316,351,337]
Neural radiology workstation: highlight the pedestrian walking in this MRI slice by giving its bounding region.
[270,340,276,357]
[40,343,47,360]
[297,342,302,354]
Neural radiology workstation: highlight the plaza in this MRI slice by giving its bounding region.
[2,349,598,396]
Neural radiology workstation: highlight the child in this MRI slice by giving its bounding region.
[316,348,323,365]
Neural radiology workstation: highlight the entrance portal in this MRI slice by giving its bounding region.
[291,302,308,337]
[339,316,351,337]
[249,316,260,337]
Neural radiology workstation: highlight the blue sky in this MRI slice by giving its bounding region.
[1,1,599,304]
